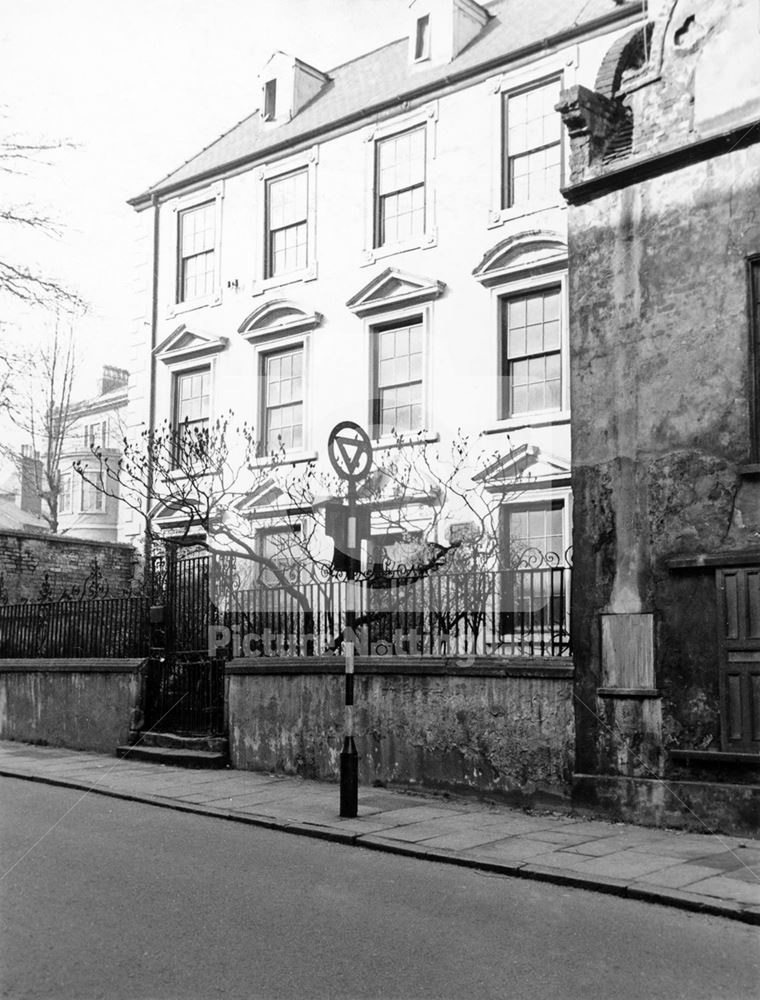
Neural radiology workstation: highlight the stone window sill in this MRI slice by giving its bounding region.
[248,450,318,469]
[360,230,438,267]
[371,432,439,452]
[597,687,659,699]
[167,293,222,319]
[669,749,760,765]
[667,549,760,569]
[252,263,317,296]
[482,412,570,435]
[488,200,566,229]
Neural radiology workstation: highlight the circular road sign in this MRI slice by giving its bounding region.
[327,421,373,482]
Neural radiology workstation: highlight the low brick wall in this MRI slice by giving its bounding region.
[227,656,575,805]
[0,529,136,603]
[0,659,146,753]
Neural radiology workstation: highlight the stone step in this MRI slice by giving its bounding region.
[116,745,229,769]
[135,731,228,754]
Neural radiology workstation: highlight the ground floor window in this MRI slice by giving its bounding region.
[503,500,565,567]
[500,500,568,642]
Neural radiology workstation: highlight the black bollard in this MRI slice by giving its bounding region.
[340,735,359,818]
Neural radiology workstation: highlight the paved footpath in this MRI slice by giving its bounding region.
[2,740,759,924]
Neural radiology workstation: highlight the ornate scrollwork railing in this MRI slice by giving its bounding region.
[512,547,572,570]
[0,558,113,606]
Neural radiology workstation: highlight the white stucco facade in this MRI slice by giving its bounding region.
[122,1,644,566]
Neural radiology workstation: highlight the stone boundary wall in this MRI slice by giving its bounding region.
[573,773,760,838]
[226,656,575,806]
[0,658,146,753]
[0,530,137,604]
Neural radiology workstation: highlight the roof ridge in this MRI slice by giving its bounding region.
[326,33,407,76]
[134,37,411,200]
[129,0,644,206]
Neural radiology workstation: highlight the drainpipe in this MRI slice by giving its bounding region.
[143,193,160,591]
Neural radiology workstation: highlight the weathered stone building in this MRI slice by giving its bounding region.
[559,0,760,831]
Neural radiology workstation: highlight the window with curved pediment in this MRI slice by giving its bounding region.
[502,285,561,418]
[474,233,568,425]
[238,300,321,459]
[237,299,322,343]
[472,230,567,287]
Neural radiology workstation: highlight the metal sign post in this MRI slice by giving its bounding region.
[327,421,373,819]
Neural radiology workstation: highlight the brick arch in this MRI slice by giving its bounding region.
[594,21,655,99]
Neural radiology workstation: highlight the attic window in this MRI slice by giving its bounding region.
[263,79,277,121]
[414,15,430,61]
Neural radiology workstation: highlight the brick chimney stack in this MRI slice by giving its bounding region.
[19,444,42,516]
[100,365,129,395]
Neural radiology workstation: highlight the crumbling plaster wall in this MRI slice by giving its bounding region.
[570,144,760,774]
[563,0,760,780]
[0,659,144,752]
[228,660,574,805]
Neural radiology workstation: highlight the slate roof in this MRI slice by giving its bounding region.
[0,497,48,533]
[129,0,643,207]
[68,382,129,419]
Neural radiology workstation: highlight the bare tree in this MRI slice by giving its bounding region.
[82,414,578,660]
[0,343,21,415]
[0,127,85,310]
[6,321,78,531]
[77,415,527,658]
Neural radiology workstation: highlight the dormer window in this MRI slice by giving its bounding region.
[406,0,488,68]
[257,53,328,126]
[263,79,277,121]
[414,15,430,61]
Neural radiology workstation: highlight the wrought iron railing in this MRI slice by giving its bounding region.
[0,558,570,662]
[0,596,150,659]
[222,567,571,659]
[143,651,226,735]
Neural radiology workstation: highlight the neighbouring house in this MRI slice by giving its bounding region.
[59,365,129,543]
[122,1,646,801]
[557,0,760,830]
[0,446,46,527]
[0,496,48,534]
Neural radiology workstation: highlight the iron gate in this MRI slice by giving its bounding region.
[144,547,227,735]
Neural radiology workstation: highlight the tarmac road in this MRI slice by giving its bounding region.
[1,778,758,1000]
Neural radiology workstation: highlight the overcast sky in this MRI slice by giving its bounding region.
[1,0,408,397]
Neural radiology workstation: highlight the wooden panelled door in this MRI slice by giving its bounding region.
[716,567,760,753]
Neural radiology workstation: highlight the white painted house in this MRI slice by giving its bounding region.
[59,366,129,542]
[123,0,644,574]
